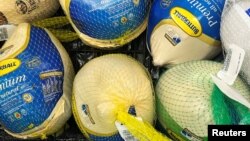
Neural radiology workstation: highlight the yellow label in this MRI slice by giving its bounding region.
[170,7,202,37]
[0,59,21,76]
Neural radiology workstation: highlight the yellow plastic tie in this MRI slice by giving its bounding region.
[32,16,70,28]
[47,28,79,42]
[40,133,48,140]
[32,16,79,42]
[116,111,171,141]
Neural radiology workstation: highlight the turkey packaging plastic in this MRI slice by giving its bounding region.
[156,61,250,140]
[72,54,155,141]
[147,0,225,66]
[0,23,74,139]
[59,0,150,48]
[221,0,250,86]
[0,0,59,25]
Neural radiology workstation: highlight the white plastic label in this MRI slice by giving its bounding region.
[115,121,139,141]
[217,44,245,85]
[0,25,16,41]
[212,75,250,109]
[115,121,138,141]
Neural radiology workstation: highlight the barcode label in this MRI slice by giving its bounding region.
[217,44,245,85]
[223,48,232,72]
[0,25,17,41]
[115,121,138,141]
[0,27,8,41]
[122,129,137,141]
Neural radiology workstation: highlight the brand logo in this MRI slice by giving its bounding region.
[161,0,172,9]
[170,7,202,37]
[15,0,40,14]
[23,93,33,103]
[0,59,21,76]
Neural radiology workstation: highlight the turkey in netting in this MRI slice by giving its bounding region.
[60,0,150,48]
[0,23,74,139]
[0,0,59,25]
[72,54,155,141]
[156,61,250,140]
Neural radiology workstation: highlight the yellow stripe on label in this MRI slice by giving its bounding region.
[198,33,221,47]
[39,71,63,79]
[152,19,220,47]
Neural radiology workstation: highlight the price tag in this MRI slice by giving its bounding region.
[217,44,245,85]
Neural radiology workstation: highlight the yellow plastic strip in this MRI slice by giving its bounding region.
[116,111,171,141]
[46,28,79,42]
[32,16,79,42]
[32,16,70,28]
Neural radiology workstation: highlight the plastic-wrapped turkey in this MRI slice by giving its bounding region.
[220,0,250,85]
[147,0,225,66]
[72,54,155,141]
[0,23,74,139]
[0,0,59,25]
[59,0,150,48]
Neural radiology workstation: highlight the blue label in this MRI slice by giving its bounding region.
[0,26,64,133]
[246,8,250,17]
[147,0,226,45]
[69,0,149,40]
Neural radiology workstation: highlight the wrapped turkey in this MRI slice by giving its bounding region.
[0,23,74,139]
[156,61,250,140]
[59,0,150,48]
[72,54,155,141]
[0,0,59,25]
[147,0,225,66]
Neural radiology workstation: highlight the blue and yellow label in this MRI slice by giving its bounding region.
[147,0,226,46]
[0,26,64,133]
[170,7,202,37]
[68,0,149,40]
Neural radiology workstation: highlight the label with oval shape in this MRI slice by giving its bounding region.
[170,7,202,37]
[0,59,21,76]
